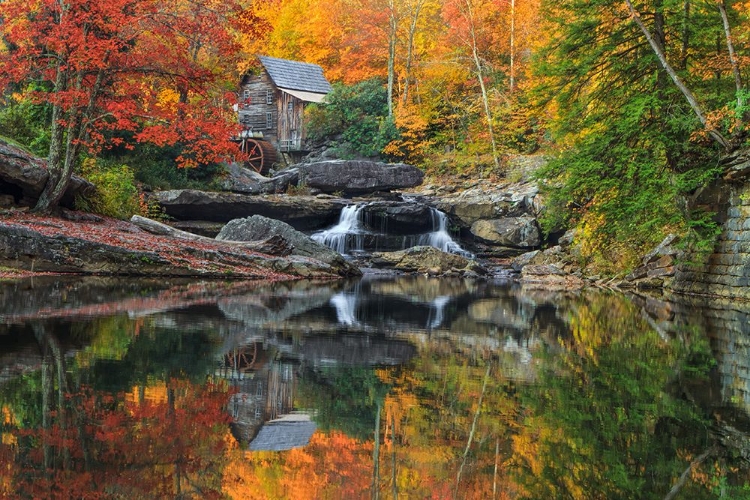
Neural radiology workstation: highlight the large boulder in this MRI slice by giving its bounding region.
[216,215,361,277]
[296,160,424,195]
[360,201,436,234]
[149,190,346,230]
[370,246,485,277]
[470,216,541,248]
[0,139,93,207]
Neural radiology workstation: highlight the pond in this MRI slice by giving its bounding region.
[0,274,749,499]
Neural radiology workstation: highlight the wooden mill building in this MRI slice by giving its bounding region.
[237,55,332,172]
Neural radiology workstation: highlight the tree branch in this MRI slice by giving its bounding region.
[624,0,729,149]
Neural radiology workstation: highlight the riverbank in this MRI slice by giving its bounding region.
[0,209,346,280]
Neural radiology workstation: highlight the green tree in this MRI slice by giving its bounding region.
[306,79,401,159]
[533,0,739,273]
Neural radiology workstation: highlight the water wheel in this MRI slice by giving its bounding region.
[240,138,278,175]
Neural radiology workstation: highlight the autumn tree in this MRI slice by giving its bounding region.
[532,0,750,272]
[0,0,244,212]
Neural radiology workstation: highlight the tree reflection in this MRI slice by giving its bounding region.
[1,321,231,499]
[510,294,730,499]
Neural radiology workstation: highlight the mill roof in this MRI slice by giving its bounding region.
[258,55,332,96]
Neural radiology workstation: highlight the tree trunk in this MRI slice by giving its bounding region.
[402,0,425,105]
[372,403,381,500]
[624,0,729,149]
[717,0,744,113]
[454,362,491,499]
[387,0,398,118]
[509,0,515,94]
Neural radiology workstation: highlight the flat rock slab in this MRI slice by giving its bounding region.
[149,190,347,230]
[370,246,485,277]
[297,160,424,194]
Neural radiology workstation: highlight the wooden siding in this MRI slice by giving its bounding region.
[239,68,313,152]
[238,71,279,147]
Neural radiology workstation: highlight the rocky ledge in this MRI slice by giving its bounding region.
[0,211,353,280]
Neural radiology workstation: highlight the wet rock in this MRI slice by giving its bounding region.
[370,246,486,276]
[360,201,436,234]
[216,215,361,277]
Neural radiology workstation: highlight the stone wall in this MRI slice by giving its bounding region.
[670,181,750,299]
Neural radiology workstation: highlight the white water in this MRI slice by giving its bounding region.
[416,209,474,258]
[311,205,366,255]
[312,203,473,257]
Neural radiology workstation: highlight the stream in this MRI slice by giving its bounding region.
[0,275,748,498]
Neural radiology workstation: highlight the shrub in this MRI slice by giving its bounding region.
[77,159,143,219]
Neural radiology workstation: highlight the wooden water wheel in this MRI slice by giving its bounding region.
[240,138,278,175]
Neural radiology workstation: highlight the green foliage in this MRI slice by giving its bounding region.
[99,141,224,191]
[0,88,51,157]
[305,79,401,159]
[77,159,143,219]
[532,0,728,274]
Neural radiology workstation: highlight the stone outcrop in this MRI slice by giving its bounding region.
[296,160,424,194]
[670,179,750,299]
[0,216,342,279]
[470,216,541,248]
[360,201,436,234]
[216,215,361,277]
[218,162,298,194]
[519,264,585,290]
[0,139,93,208]
[149,190,346,230]
[619,234,680,291]
[370,246,486,277]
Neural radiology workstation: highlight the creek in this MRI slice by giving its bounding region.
[0,275,748,498]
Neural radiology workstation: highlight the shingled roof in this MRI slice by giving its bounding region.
[258,55,332,95]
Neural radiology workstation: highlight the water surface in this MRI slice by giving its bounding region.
[0,275,748,499]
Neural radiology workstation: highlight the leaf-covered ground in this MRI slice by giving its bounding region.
[0,210,301,280]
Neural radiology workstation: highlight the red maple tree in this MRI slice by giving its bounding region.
[0,0,246,212]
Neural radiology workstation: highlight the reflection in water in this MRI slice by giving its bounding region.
[0,276,749,498]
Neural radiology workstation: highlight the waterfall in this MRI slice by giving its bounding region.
[311,205,366,255]
[417,209,474,258]
[312,203,473,257]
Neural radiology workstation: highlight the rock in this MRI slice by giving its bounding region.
[370,246,485,276]
[360,201,436,234]
[296,160,424,194]
[642,233,680,265]
[519,264,585,290]
[510,250,540,272]
[0,139,93,207]
[149,190,346,230]
[218,162,299,194]
[216,215,361,277]
[0,218,339,278]
[470,216,541,248]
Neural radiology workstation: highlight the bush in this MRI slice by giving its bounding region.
[305,78,401,160]
[77,159,144,219]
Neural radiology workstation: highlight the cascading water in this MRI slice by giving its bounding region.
[416,209,474,258]
[312,202,473,257]
[311,205,366,255]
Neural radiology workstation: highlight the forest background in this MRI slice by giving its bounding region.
[1,0,749,275]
